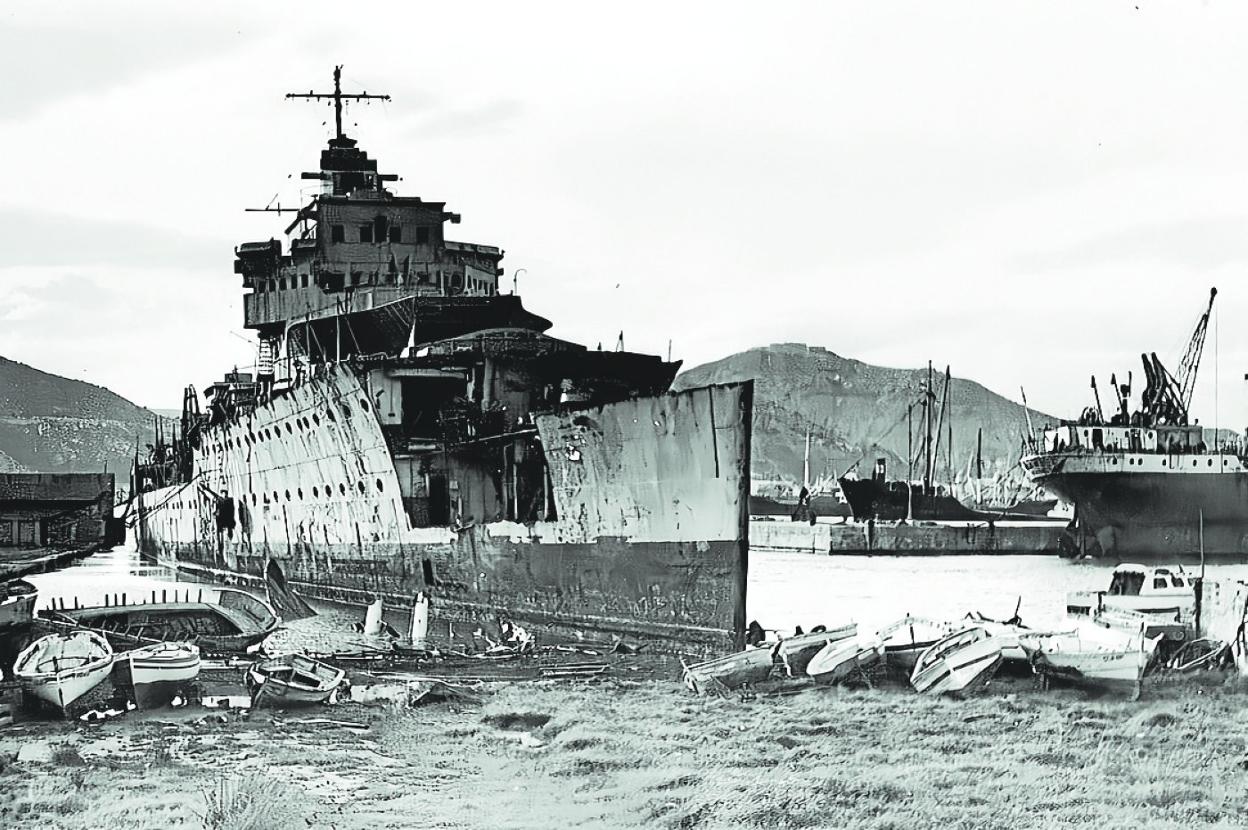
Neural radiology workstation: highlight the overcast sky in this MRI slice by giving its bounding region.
[2,1,1247,428]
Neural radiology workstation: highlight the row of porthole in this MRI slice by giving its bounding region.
[1115,457,1231,468]
[204,397,374,455]
[242,478,386,506]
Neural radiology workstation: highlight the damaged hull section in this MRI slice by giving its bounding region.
[136,369,751,651]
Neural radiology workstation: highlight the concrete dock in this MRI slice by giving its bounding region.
[750,518,1067,555]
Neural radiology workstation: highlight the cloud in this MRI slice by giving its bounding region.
[0,207,229,269]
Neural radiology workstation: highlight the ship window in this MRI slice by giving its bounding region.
[388,225,402,243]
[252,493,257,505]
[360,398,370,412]
[324,484,331,498]
[279,278,286,290]
[359,224,374,243]
[358,481,366,494]
[284,490,290,501]
[331,224,345,243]
[416,227,430,245]
[339,483,347,495]
[297,488,303,500]
[1172,576,1185,587]
[342,403,352,419]
[376,479,384,493]
[272,491,279,503]
[313,414,321,426]
[312,486,319,498]
[1153,577,1168,589]
[285,422,293,434]
[301,274,309,288]
[1209,459,1214,466]
[373,216,388,241]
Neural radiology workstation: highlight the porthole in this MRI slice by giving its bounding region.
[360,398,371,412]
[357,481,366,494]
[312,414,321,426]
[297,488,303,499]
[342,403,352,419]
[285,423,293,434]
[312,486,319,498]
[326,409,336,423]
[285,490,291,500]
[251,493,257,505]
[273,491,280,503]
[1209,459,1214,467]
[339,483,347,495]
[376,479,384,493]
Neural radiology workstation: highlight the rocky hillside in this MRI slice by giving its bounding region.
[0,355,163,479]
[674,344,1056,489]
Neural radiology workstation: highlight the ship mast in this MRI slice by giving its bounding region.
[924,361,934,492]
[286,65,391,142]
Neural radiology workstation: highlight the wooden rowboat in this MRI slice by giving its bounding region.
[113,642,201,709]
[247,653,347,706]
[682,645,778,695]
[13,630,114,715]
[910,626,1003,696]
[0,579,37,631]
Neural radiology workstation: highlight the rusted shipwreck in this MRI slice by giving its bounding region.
[133,68,752,651]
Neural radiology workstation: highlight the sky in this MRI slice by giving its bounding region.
[2,1,1248,427]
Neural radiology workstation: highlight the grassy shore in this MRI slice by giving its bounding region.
[1,671,1247,829]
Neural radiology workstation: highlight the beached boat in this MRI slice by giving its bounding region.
[682,645,778,695]
[806,634,884,684]
[0,579,37,630]
[13,630,114,715]
[247,653,347,706]
[1019,627,1162,697]
[910,627,1003,695]
[40,585,280,654]
[775,625,857,676]
[1066,564,1195,624]
[113,642,201,709]
[877,616,958,673]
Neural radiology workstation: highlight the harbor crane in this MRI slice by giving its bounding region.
[1138,287,1216,426]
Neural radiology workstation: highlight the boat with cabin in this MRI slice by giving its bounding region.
[1065,564,1196,626]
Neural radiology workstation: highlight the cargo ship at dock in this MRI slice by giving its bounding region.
[132,68,752,650]
[1021,288,1245,558]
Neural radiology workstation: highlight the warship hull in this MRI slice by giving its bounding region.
[1032,467,1248,557]
[135,366,752,650]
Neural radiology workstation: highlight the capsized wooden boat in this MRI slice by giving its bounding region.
[40,586,280,654]
[0,579,37,630]
[877,616,958,674]
[775,624,857,677]
[910,626,1003,696]
[113,642,201,709]
[247,653,347,706]
[682,644,778,695]
[806,634,884,685]
[13,630,114,715]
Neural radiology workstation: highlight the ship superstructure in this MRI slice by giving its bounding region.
[134,68,752,650]
[1021,288,1245,557]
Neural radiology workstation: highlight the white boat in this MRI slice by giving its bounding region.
[682,644,778,695]
[1066,564,1195,625]
[113,642,201,709]
[1018,626,1162,697]
[775,624,857,676]
[0,579,37,630]
[248,653,347,706]
[910,626,1003,695]
[877,616,959,673]
[13,630,114,715]
[806,634,884,684]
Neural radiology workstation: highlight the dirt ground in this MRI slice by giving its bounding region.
[2,666,1248,830]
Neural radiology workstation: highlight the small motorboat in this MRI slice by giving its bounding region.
[910,626,1003,696]
[877,616,958,674]
[775,624,857,676]
[1066,564,1195,624]
[13,630,114,715]
[806,634,884,685]
[247,653,347,706]
[1019,626,1162,698]
[682,645,778,695]
[0,579,37,630]
[113,642,202,709]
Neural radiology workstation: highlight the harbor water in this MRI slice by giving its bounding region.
[25,545,1248,642]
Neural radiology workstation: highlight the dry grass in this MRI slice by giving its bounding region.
[2,675,1248,828]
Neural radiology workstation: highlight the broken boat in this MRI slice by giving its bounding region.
[877,616,958,673]
[113,642,202,709]
[806,633,884,685]
[1019,626,1162,697]
[248,653,347,706]
[130,67,752,654]
[13,630,114,715]
[775,624,857,676]
[682,645,777,695]
[910,626,1003,695]
[39,585,280,654]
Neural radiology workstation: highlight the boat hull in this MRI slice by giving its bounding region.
[1025,461,1248,557]
[775,625,857,676]
[114,644,201,708]
[683,647,776,694]
[837,478,989,522]
[0,580,37,630]
[14,631,114,715]
[911,630,1003,695]
[136,369,753,651]
[806,637,884,684]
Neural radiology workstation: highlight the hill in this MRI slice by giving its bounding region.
[0,355,164,480]
[674,344,1057,491]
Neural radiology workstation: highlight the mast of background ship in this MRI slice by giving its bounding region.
[906,403,914,522]
[924,361,934,496]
